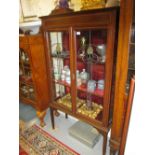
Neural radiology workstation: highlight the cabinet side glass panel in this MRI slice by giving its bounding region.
[75,29,107,123]
[126,6,135,94]
[49,31,72,111]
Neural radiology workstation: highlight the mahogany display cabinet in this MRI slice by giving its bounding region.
[41,7,119,155]
[19,35,50,127]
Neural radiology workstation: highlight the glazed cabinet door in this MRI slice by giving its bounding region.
[73,28,111,125]
[47,30,74,113]
[19,43,36,105]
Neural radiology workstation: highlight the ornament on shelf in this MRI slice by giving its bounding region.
[52,0,73,15]
[78,31,98,63]
[105,0,120,8]
[87,80,96,92]
[54,0,70,9]
[96,44,106,63]
[81,0,105,10]
[80,69,89,84]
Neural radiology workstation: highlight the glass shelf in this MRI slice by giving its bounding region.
[52,79,70,88]
[50,52,70,59]
[129,42,135,45]
[53,79,104,98]
[77,85,104,98]
[77,56,106,65]
[20,78,33,85]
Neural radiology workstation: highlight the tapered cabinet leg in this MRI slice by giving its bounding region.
[50,108,55,129]
[109,139,119,155]
[36,110,46,127]
[110,148,117,155]
[65,113,68,119]
[103,133,108,155]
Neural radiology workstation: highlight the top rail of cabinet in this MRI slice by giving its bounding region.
[40,7,119,19]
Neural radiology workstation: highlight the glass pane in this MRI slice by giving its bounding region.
[19,47,36,101]
[75,29,107,122]
[49,31,72,111]
[19,48,32,82]
[126,6,135,94]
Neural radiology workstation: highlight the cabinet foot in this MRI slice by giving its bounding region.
[65,113,68,119]
[36,110,46,127]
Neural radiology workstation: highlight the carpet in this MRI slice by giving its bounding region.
[19,124,80,155]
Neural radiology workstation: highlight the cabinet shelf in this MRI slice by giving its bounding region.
[22,65,31,70]
[20,95,36,105]
[50,54,70,59]
[53,79,104,97]
[77,56,105,65]
[20,77,33,86]
[50,55,105,65]
[77,85,104,97]
[128,67,135,71]
[53,79,70,87]
[19,60,30,65]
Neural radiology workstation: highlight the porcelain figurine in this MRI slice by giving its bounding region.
[87,80,96,92]
[76,70,82,86]
[54,0,70,9]
[54,73,61,80]
[63,65,70,83]
[29,88,34,93]
[97,80,104,90]
[61,68,66,81]
[66,76,71,84]
[21,52,25,61]
[80,69,89,84]
[96,44,106,62]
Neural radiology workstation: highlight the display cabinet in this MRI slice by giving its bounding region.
[19,35,50,127]
[41,7,119,155]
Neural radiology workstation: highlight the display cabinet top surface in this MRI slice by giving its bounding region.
[40,7,119,19]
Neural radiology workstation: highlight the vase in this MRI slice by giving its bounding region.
[97,80,104,90]
[96,44,106,62]
[80,69,89,84]
[87,80,96,92]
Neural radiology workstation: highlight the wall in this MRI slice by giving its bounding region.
[19,0,82,23]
